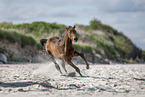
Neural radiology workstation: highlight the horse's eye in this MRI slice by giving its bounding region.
[69,31,72,34]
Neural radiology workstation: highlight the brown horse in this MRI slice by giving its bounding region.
[40,25,89,77]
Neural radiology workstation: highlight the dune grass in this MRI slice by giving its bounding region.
[0,29,36,48]
[73,43,92,52]
[0,20,144,63]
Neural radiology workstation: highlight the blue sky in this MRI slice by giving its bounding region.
[0,0,145,49]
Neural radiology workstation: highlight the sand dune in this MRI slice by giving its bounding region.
[0,62,145,97]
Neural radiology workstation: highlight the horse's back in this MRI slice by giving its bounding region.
[47,37,60,49]
[49,37,59,42]
[46,37,63,58]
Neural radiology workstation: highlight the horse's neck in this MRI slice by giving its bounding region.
[59,31,72,47]
[59,32,73,55]
[66,37,72,47]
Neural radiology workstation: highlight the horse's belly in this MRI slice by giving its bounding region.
[54,54,63,59]
[50,47,63,58]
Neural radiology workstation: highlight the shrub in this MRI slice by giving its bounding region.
[0,29,36,47]
[89,18,102,30]
[73,44,92,52]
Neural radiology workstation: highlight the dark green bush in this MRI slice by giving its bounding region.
[89,18,102,30]
[0,29,36,47]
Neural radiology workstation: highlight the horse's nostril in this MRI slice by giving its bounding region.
[74,37,78,42]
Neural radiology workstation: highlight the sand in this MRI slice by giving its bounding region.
[0,62,145,97]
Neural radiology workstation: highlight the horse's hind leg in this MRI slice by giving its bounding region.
[63,57,82,77]
[61,59,67,73]
[74,51,90,69]
[47,51,62,74]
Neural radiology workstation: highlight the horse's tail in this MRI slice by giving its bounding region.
[40,39,48,46]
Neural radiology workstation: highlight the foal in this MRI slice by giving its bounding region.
[40,26,89,77]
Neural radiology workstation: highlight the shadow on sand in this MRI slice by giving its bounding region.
[133,78,145,81]
[0,81,55,89]
[82,76,115,79]
[0,75,132,93]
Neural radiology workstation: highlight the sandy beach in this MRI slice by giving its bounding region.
[0,62,145,97]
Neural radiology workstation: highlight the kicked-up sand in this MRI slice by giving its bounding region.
[0,62,145,97]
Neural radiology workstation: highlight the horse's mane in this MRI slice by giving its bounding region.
[59,26,72,39]
[59,31,66,41]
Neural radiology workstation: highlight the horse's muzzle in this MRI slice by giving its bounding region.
[74,37,78,42]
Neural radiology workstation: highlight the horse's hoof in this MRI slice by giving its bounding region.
[80,74,83,77]
[86,66,90,69]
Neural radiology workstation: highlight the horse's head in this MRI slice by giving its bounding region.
[65,25,78,42]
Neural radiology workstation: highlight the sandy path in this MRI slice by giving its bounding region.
[0,62,145,97]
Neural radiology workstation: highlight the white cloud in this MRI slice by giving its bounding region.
[142,39,145,42]
[132,0,145,8]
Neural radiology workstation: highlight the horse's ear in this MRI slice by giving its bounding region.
[73,25,75,28]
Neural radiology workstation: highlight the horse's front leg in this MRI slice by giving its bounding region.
[74,51,90,69]
[47,51,63,74]
[63,56,83,77]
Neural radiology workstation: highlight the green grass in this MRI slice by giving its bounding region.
[73,44,92,52]
[142,50,145,59]
[0,22,67,45]
[114,35,134,57]
[0,20,143,63]
[8,21,66,34]
[143,50,145,55]
[0,29,36,47]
